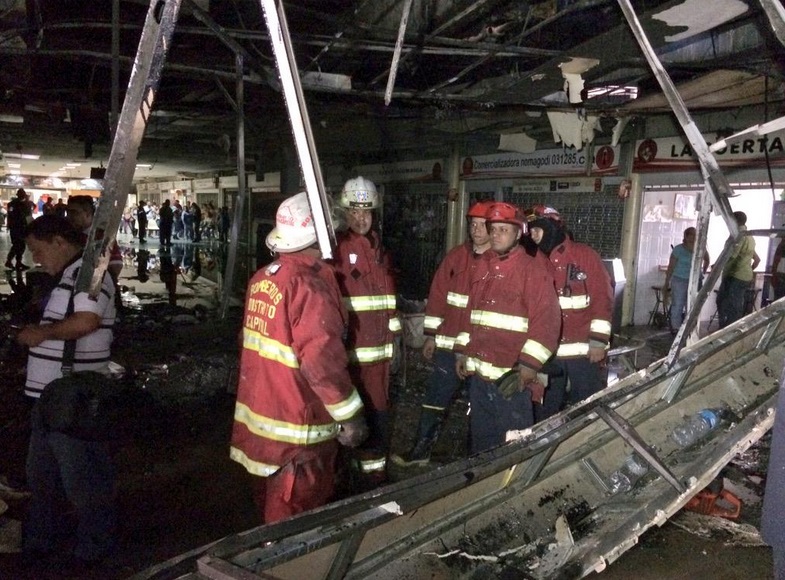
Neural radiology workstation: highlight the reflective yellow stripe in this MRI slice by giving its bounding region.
[521,339,553,365]
[424,315,443,331]
[591,319,612,335]
[466,357,510,381]
[389,317,402,333]
[234,402,338,445]
[344,295,397,312]
[470,310,528,333]
[455,331,470,347]
[324,389,364,422]
[447,291,469,308]
[559,295,590,310]
[435,334,456,350]
[230,446,280,477]
[358,458,386,473]
[243,329,299,368]
[556,342,589,357]
[349,343,394,364]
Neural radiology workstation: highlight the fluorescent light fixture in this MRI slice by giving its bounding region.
[136,163,153,169]
[80,178,104,190]
[0,114,24,124]
[4,152,40,160]
[7,163,20,168]
[710,115,785,153]
[302,71,352,91]
[587,85,639,100]
[66,163,81,167]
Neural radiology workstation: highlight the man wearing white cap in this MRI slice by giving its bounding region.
[230,192,368,524]
[332,176,400,485]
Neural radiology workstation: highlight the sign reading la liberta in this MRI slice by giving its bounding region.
[633,131,785,172]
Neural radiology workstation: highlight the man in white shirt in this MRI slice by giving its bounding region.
[15,215,117,567]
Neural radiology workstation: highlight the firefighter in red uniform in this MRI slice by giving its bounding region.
[527,205,613,422]
[230,192,368,524]
[332,176,401,482]
[392,200,493,467]
[455,202,561,453]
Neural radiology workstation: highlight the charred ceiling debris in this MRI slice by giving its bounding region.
[0,0,782,177]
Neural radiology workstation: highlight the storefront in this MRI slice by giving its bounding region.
[631,131,785,328]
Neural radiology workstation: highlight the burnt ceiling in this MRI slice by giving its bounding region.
[0,0,783,179]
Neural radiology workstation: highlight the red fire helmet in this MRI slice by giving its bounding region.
[485,202,527,233]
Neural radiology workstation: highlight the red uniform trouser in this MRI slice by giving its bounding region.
[253,444,338,524]
[349,361,390,413]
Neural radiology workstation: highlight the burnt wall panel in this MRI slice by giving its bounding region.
[382,183,448,301]
[506,186,625,258]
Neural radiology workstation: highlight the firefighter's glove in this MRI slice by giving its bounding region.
[495,370,521,400]
[337,416,369,448]
[523,379,546,405]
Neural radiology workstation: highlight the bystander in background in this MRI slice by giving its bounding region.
[717,212,760,328]
[664,227,710,334]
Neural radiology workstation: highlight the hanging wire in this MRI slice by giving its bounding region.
[762,72,777,200]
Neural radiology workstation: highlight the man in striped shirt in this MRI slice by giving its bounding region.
[15,215,117,565]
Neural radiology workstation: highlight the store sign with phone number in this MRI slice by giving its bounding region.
[460,145,620,179]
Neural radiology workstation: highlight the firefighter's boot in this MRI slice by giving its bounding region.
[391,408,442,467]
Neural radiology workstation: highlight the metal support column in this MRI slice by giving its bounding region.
[259,0,335,259]
[445,144,464,252]
[77,0,184,296]
[221,54,248,318]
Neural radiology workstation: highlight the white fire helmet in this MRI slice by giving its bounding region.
[338,176,380,209]
[265,192,317,253]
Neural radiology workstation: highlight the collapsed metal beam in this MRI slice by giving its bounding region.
[595,405,684,492]
[666,186,712,364]
[77,0,184,296]
[616,0,737,228]
[384,0,414,106]
[759,0,785,46]
[260,0,335,259]
[616,0,760,369]
[134,301,785,579]
[221,55,248,319]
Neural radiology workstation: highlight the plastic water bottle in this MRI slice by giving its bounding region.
[671,409,720,447]
[607,453,650,494]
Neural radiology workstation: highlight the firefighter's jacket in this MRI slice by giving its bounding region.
[547,238,613,358]
[230,253,364,477]
[423,241,484,352]
[456,245,561,381]
[332,230,401,366]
